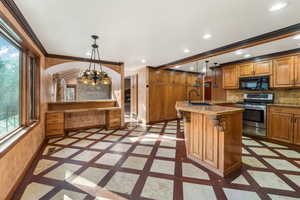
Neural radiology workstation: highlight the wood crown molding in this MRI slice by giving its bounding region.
[219,48,300,67]
[157,23,300,69]
[46,54,123,66]
[1,0,47,55]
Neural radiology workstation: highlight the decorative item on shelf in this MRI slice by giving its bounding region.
[78,35,111,85]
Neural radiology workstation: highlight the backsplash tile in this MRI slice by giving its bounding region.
[226,89,300,105]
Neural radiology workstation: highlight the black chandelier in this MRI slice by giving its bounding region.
[78,35,111,85]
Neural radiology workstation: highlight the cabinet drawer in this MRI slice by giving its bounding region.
[47,112,64,120]
[47,123,64,131]
[47,117,64,124]
[47,129,64,136]
[269,106,300,114]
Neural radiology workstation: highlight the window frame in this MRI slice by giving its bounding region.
[0,31,23,141]
[0,18,41,143]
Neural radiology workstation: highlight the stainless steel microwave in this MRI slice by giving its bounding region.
[239,76,269,91]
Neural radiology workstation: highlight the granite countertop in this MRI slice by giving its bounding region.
[175,101,244,115]
[268,103,300,108]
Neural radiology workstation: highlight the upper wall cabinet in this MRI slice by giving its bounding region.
[253,60,272,76]
[238,63,254,77]
[238,61,271,77]
[273,56,295,88]
[222,65,238,89]
[295,55,300,87]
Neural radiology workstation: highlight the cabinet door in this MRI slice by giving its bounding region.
[295,55,300,87]
[293,115,300,145]
[203,116,218,168]
[190,113,203,160]
[222,66,238,89]
[254,60,271,76]
[273,56,295,88]
[239,63,253,77]
[268,111,293,143]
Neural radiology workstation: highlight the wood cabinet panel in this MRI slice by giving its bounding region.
[190,113,203,160]
[268,111,293,143]
[293,115,300,145]
[239,63,253,77]
[46,112,65,137]
[273,56,295,88]
[254,60,271,76]
[203,117,218,168]
[222,66,238,89]
[295,55,300,87]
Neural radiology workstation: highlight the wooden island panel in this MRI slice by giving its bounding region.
[177,101,243,177]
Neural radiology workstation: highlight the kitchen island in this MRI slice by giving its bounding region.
[176,101,244,177]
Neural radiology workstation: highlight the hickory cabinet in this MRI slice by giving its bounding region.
[268,106,300,145]
[273,56,295,88]
[238,61,271,77]
[222,65,238,89]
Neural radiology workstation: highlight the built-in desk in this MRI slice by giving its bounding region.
[46,100,121,137]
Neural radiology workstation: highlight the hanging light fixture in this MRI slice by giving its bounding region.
[78,35,111,85]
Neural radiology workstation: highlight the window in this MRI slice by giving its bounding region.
[0,33,21,138]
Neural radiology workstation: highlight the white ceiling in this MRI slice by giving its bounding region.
[14,0,300,72]
[173,35,300,72]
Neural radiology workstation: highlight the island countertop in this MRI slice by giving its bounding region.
[175,101,244,115]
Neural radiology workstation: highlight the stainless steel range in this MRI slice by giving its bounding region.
[236,93,274,137]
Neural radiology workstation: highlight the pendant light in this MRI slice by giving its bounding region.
[78,35,111,85]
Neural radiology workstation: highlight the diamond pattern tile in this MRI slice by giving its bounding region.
[14,120,300,200]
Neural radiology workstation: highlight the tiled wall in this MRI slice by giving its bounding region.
[226,89,300,104]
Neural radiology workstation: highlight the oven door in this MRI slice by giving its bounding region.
[243,105,266,129]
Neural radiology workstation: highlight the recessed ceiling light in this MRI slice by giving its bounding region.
[269,2,288,12]
[86,51,92,56]
[235,49,244,55]
[203,34,212,39]
[189,66,194,71]
[293,34,300,40]
[175,65,181,68]
[141,59,146,63]
[244,54,251,58]
[184,48,190,53]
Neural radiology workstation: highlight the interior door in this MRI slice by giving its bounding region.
[204,81,212,101]
[273,56,295,88]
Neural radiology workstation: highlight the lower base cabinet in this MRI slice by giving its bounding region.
[268,106,300,145]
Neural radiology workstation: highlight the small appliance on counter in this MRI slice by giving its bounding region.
[239,76,270,91]
[236,93,274,137]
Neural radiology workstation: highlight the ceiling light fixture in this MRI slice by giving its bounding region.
[203,34,212,39]
[235,49,244,55]
[244,54,251,58]
[269,2,288,12]
[293,34,300,40]
[184,48,190,53]
[78,35,111,85]
[141,59,147,63]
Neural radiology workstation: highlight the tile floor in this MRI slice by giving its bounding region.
[14,120,300,200]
